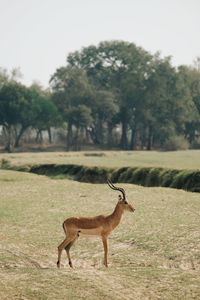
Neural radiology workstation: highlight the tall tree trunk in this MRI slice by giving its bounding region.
[4,125,15,152]
[97,118,104,146]
[35,130,40,143]
[74,126,80,151]
[35,130,43,144]
[47,127,52,144]
[66,123,72,151]
[147,125,153,151]
[129,124,137,150]
[120,107,129,150]
[14,126,27,148]
[87,127,100,145]
[107,123,114,148]
[120,120,128,150]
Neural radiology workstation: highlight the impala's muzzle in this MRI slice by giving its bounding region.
[129,204,135,212]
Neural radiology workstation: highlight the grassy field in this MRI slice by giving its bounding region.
[0,168,200,299]
[1,149,200,170]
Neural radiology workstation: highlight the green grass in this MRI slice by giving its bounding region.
[0,149,200,170]
[0,169,200,299]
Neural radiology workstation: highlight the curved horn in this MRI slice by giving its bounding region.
[107,179,126,200]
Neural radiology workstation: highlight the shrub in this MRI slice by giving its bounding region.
[120,167,137,183]
[0,159,11,169]
[171,170,200,191]
[18,163,200,193]
[185,171,200,191]
[160,169,180,187]
[163,135,189,151]
[171,170,190,190]
[75,166,109,183]
[110,167,129,183]
[146,168,162,186]
[128,167,151,186]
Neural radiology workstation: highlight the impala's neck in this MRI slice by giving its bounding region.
[108,202,124,230]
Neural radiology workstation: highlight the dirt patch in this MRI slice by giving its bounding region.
[163,258,199,271]
[0,249,42,269]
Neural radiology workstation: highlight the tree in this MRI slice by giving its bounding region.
[67,41,152,149]
[29,83,62,144]
[0,82,29,151]
[50,66,94,149]
[0,68,9,88]
[66,105,93,150]
[0,80,61,151]
[140,56,177,149]
[178,65,200,145]
[91,90,118,146]
[50,41,200,151]
[140,56,197,150]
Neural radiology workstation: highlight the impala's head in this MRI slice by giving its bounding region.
[107,180,135,213]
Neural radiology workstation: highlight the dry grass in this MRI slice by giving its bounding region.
[1,149,200,170]
[0,169,200,299]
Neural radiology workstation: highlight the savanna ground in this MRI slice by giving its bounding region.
[0,151,200,299]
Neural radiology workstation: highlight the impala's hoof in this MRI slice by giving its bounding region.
[57,261,60,268]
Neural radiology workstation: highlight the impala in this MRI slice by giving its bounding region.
[57,180,135,268]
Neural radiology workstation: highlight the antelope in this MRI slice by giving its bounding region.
[57,180,135,268]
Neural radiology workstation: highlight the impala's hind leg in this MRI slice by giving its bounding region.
[57,235,76,268]
[65,235,78,268]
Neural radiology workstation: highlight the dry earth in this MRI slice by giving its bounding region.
[0,169,200,299]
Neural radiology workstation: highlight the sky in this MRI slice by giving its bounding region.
[0,0,200,87]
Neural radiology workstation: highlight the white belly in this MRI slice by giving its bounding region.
[79,227,103,236]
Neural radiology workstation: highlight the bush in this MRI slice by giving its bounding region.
[146,168,162,186]
[120,167,137,183]
[160,169,180,187]
[0,159,11,169]
[127,168,151,185]
[185,171,200,191]
[171,170,200,191]
[17,163,200,193]
[163,135,189,151]
[110,167,129,183]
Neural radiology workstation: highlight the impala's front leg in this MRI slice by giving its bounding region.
[102,235,109,267]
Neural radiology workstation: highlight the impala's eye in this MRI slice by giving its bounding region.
[124,201,128,204]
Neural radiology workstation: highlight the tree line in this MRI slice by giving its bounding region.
[0,40,200,152]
